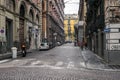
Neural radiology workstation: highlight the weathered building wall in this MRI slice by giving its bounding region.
[64,14,78,42]
[0,0,42,53]
[42,0,65,48]
[104,0,120,64]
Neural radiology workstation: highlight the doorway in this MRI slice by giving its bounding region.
[19,19,24,44]
[6,18,13,51]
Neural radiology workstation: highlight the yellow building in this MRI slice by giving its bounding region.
[64,14,78,42]
[79,0,87,43]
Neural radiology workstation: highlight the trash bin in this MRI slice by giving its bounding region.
[11,47,17,58]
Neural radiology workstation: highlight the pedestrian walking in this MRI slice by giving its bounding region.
[84,41,87,50]
[81,42,84,50]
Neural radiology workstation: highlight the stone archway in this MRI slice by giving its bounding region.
[28,8,36,49]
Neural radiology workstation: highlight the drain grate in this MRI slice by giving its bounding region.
[108,65,120,69]
[49,54,55,56]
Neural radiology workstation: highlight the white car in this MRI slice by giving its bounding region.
[39,42,49,50]
[57,42,61,46]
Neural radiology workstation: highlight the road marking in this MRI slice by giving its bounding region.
[57,46,79,49]
[31,61,41,65]
[0,59,10,64]
[80,62,86,67]
[55,61,63,66]
[40,64,64,69]
[67,62,74,69]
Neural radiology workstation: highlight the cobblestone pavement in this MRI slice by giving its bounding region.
[0,43,120,80]
[0,67,120,80]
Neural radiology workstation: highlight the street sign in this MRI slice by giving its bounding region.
[0,29,4,33]
[104,28,110,33]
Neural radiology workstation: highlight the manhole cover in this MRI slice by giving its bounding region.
[48,54,56,57]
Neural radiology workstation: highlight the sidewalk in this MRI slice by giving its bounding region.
[0,52,12,60]
[80,48,107,70]
[0,49,35,60]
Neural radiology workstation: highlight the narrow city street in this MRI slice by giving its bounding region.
[1,0,120,79]
[0,43,86,69]
[0,43,120,80]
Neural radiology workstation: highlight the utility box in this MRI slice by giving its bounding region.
[11,47,17,59]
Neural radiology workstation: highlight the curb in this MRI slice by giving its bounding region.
[0,49,36,60]
[79,48,120,71]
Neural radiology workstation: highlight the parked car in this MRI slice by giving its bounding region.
[57,42,61,46]
[65,40,72,43]
[39,42,49,50]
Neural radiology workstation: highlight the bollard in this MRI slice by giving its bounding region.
[11,47,17,59]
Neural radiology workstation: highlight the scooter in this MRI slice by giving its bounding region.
[21,44,26,57]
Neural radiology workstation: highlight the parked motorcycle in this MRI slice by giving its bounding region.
[21,44,26,57]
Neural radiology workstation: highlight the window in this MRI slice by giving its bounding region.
[29,10,34,21]
[119,28,120,32]
[36,15,39,24]
[6,0,15,11]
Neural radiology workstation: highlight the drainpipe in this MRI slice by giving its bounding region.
[46,0,49,41]
[98,29,102,56]
[44,0,48,39]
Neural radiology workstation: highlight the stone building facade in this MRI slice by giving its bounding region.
[64,14,78,42]
[0,0,42,53]
[78,0,105,60]
[75,0,86,47]
[104,0,120,64]
[85,0,105,56]
[78,0,120,64]
[42,0,65,48]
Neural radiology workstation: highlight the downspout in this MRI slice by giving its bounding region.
[46,0,48,41]
[44,0,48,39]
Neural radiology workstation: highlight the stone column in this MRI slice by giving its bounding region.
[98,29,102,56]
[94,32,97,53]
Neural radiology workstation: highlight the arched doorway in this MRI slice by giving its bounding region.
[27,9,34,49]
[19,4,25,47]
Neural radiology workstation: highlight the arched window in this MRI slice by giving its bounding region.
[36,14,39,24]
[6,0,15,11]
[42,0,45,11]
[29,9,34,22]
[20,5,25,17]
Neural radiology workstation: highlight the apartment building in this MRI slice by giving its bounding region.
[0,0,42,53]
[78,0,120,64]
[42,0,65,48]
[104,0,120,64]
[76,0,86,46]
[64,14,78,42]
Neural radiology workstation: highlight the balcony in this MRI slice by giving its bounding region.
[106,9,120,23]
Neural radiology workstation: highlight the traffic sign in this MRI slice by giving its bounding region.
[0,29,4,33]
[104,28,110,33]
